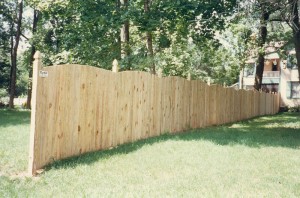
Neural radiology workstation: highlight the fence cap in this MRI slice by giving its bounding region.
[157,68,163,78]
[112,59,119,72]
[187,73,191,81]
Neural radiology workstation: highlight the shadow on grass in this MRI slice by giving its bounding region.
[47,112,300,171]
[0,109,30,127]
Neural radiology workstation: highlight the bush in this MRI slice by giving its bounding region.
[288,106,300,113]
[0,89,8,98]
[279,106,289,112]
[0,102,8,108]
[0,89,9,108]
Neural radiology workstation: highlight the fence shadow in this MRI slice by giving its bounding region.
[46,113,300,171]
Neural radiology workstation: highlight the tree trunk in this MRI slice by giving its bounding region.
[10,21,14,97]
[144,0,155,74]
[9,0,23,108]
[120,0,130,69]
[292,1,300,83]
[115,0,122,60]
[254,54,265,90]
[26,9,39,109]
[254,8,268,90]
[294,32,300,83]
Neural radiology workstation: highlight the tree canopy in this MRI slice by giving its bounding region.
[1,0,299,108]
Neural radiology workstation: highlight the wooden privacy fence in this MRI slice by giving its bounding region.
[29,52,280,175]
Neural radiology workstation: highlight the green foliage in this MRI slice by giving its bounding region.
[10,0,297,92]
[26,0,240,84]
[15,70,28,97]
[0,89,9,107]
[30,0,120,68]
[0,89,8,98]
[4,0,272,94]
[288,106,300,113]
[0,2,12,93]
[0,61,10,91]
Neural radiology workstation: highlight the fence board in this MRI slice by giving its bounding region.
[197,82,204,128]
[29,60,280,175]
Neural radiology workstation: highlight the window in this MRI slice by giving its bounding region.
[287,82,300,99]
[292,82,300,98]
[244,63,255,77]
[287,55,298,69]
[261,84,278,93]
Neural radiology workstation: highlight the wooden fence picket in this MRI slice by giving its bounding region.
[28,52,280,175]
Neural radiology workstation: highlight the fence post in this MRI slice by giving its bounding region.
[28,51,42,176]
[157,68,163,78]
[187,73,191,81]
[207,77,211,85]
[112,59,119,73]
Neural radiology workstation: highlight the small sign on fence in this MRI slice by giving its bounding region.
[39,70,48,78]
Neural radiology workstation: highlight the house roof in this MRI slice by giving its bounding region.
[264,52,280,59]
[245,41,284,63]
[245,52,280,63]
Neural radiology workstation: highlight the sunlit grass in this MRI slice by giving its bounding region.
[0,110,300,197]
[0,109,30,176]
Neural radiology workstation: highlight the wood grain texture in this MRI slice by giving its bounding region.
[29,63,280,175]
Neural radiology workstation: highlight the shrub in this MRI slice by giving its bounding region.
[0,89,9,108]
[279,106,289,112]
[288,106,300,113]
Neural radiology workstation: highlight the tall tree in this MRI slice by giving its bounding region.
[32,0,120,67]
[254,3,269,90]
[290,0,300,82]
[144,0,155,74]
[253,0,300,83]
[120,0,130,63]
[0,3,11,94]
[29,0,237,79]
[9,0,23,108]
[26,9,39,109]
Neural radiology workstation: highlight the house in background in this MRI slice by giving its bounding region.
[240,45,300,107]
[281,50,300,107]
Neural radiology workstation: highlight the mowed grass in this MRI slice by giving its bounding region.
[0,109,30,175]
[0,109,300,197]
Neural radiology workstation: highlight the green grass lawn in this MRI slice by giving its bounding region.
[0,109,300,197]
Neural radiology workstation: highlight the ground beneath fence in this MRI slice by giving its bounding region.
[1,110,300,197]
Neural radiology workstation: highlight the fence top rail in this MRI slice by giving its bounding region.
[43,63,206,83]
[42,63,278,96]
